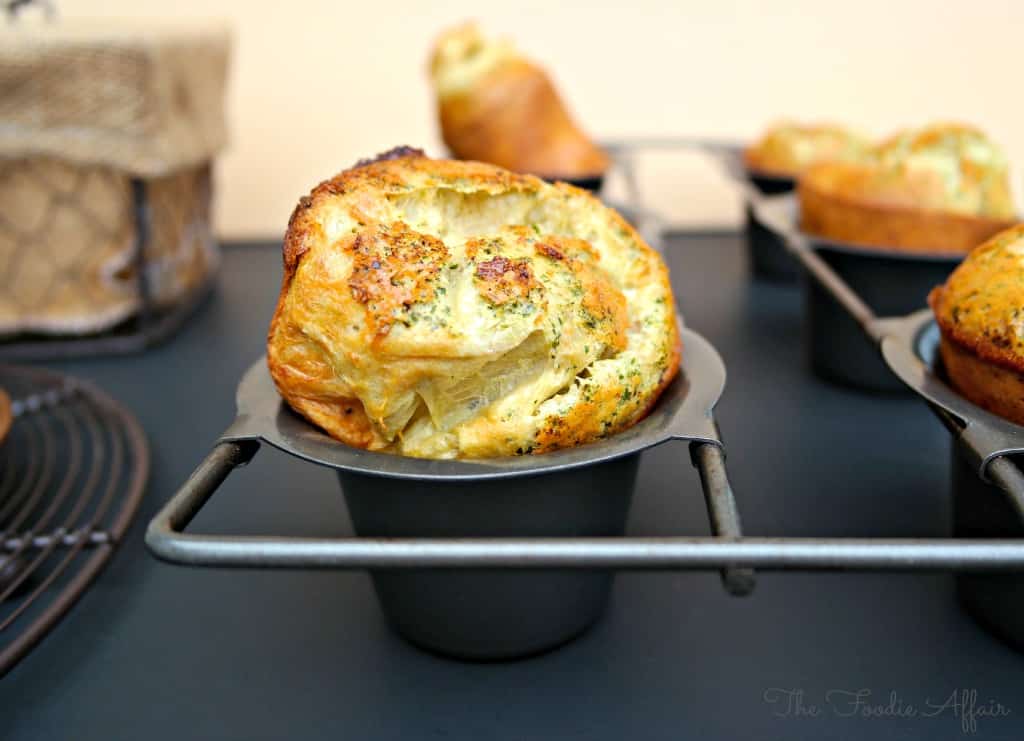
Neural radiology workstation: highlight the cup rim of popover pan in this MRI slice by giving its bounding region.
[226,318,723,481]
[879,308,1024,489]
[262,147,709,473]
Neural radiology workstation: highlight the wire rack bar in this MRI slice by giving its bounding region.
[0,364,148,676]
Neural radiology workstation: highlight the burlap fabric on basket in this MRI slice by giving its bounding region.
[0,22,230,336]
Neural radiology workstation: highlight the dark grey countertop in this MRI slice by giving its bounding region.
[4,234,1022,740]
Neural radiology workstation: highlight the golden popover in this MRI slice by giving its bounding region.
[800,123,1016,253]
[743,122,871,178]
[0,387,10,447]
[930,225,1024,425]
[267,148,680,460]
[429,23,609,180]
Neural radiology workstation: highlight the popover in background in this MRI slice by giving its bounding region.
[744,121,871,178]
[267,148,679,460]
[930,224,1024,425]
[0,387,10,447]
[429,23,609,182]
[800,123,1016,252]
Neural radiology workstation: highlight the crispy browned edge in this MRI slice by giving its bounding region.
[799,176,1016,254]
[0,387,10,448]
[936,336,1024,427]
[266,147,681,455]
[930,284,1024,426]
[930,282,1024,377]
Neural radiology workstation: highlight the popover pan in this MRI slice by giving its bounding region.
[882,310,1024,651]
[706,144,799,281]
[744,167,799,281]
[804,238,960,392]
[752,186,1024,648]
[752,193,962,392]
[147,322,733,661]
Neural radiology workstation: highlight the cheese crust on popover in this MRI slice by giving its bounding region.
[744,121,871,178]
[429,22,608,180]
[930,224,1024,425]
[800,123,1016,252]
[267,149,680,459]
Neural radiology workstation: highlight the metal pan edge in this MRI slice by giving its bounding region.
[881,310,1024,476]
[222,320,725,482]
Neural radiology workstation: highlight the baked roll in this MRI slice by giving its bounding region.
[267,148,680,459]
[429,23,609,180]
[930,224,1024,425]
[744,122,871,178]
[800,123,1016,252]
[0,387,10,448]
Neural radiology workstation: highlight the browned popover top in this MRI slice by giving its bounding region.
[744,121,871,178]
[800,123,1016,252]
[266,149,679,459]
[930,224,1024,374]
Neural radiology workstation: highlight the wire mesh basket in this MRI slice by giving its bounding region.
[0,18,229,359]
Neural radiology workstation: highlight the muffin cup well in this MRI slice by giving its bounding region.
[804,239,961,392]
[744,167,798,281]
[951,444,1024,651]
[748,190,965,391]
[146,321,729,661]
[883,311,1024,651]
[340,457,636,659]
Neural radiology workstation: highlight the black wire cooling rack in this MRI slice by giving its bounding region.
[0,364,148,676]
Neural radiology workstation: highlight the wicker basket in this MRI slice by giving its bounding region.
[0,21,230,338]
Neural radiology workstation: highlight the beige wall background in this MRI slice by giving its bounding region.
[63,0,1024,238]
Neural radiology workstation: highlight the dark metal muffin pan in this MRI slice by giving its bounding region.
[880,311,1024,650]
[148,313,1024,660]
[147,137,1024,662]
[745,170,799,281]
[805,239,960,392]
[951,447,1024,651]
[747,192,965,392]
[880,311,1024,484]
[737,167,1024,650]
[147,322,747,660]
[707,144,799,280]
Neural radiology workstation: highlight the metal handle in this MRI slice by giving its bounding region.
[146,438,756,596]
[691,443,756,596]
[602,136,744,239]
[146,439,1024,573]
[746,194,884,340]
[150,440,260,538]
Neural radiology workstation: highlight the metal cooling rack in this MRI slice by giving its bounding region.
[145,138,1024,594]
[0,364,148,676]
